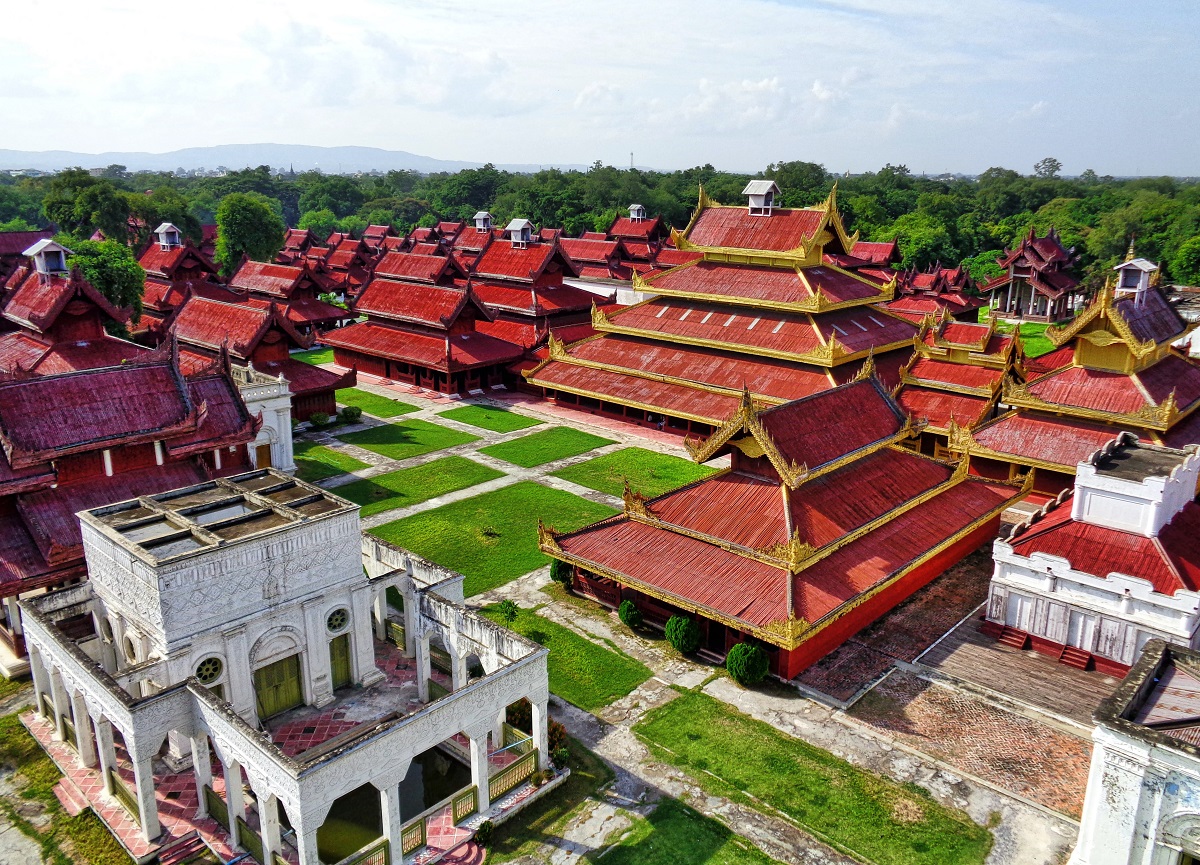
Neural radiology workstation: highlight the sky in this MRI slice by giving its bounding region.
[2,0,1198,175]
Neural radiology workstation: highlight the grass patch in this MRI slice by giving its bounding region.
[333,457,503,517]
[0,713,133,865]
[486,736,614,864]
[336,418,478,461]
[292,346,335,365]
[293,440,370,483]
[370,481,617,596]
[478,427,614,468]
[588,797,784,865]
[984,310,1058,358]
[633,690,992,865]
[335,388,418,418]
[438,404,542,433]
[552,447,716,499]
[481,604,651,711]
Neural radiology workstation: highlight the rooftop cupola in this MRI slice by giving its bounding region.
[1114,253,1158,303]
[505,218,534,248]
[154,222,182,250]
[23,239,71,279]
[1071,433,1200,537]
[742,180,780,217]
[628,203,647,222]
[473,211,493,232]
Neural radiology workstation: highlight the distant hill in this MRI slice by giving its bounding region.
[0,144,589,175]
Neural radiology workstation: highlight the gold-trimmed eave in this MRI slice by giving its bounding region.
[1046,283,1198,358]
[945,412,1116,473]
[898,365,1002,398]
[1001,376,1191,433]
[540,461,1028,651]
[594,304,912,368]
[630,263,895,314]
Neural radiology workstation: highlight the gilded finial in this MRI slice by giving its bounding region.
[853,350,876,382]
[1125,235,1137,262]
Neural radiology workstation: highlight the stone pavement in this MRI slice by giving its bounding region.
[475,569,1080,864]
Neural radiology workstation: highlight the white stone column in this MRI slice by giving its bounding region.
[372,590,387,642]
[191,735,212,818]
[492,707,506,752]
[350,584,383,686]
[275,408,295,473]
[96,717,117,795]
[260,793,283,863]
[70,692,96,768]
[531,699,550,771]
[224,760,245,848]
[128,745,162,841]
[449,641,467,692]
[468,728,491,810]
[416,633,431,704]
[221,625,256,724]
[401,579,418,658]
[48,667,68,741]
[28,645,49,718]
[302,598,334,707]
[379,782,404,861]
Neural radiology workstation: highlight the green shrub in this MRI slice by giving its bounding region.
[542,768,556,784]
[338,405,363,423]
[308,411,330,427]
[505,698,566,752]
[618,599,643,629]
[475,820,494,847]
[665,615,701,654]
[552,746,570,769]
[549,558,573,589]
[497,599,519,625]
[726,642,769,686]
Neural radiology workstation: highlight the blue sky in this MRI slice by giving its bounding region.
[3,0,1197,175]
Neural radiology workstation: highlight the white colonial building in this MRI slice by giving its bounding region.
[232,363,296,473]
[985,433,1200,675]
[1072,640,1200,865]
[21,469,553,865]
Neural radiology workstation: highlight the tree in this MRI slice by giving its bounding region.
[1174,236,1200,286]
[298,175,365,218]
[298,208,339,240]
[126,187,202,248]
[664,615,701,654]
[1034,157,1063,179]
[549,559,573,590]
[65,239,145,326]
[618,600,643,629]
[726,642,769,686]
[42,170,132,242]
[214,192,286,275]
[497,599,519,626]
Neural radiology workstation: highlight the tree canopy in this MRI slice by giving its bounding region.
[214,191,287,275]
[64,238,145,328]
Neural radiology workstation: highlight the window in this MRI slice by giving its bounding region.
[326,608,350,633]
[195,657,224,685]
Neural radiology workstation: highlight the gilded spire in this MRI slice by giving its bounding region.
[1125,235,1137,262]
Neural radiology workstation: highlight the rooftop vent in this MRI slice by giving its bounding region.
[154,222,182,250]
[505,218,534,249]
[628,203,647,222]
[742,180,780,217]
[1113,257,1158,303]
[473,211,493,232]
[23,239,71,278]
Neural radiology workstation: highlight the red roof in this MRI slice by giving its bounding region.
[1026,363,1200,416]
[647,261,881,307]
[847,240,900,265]
[323,321,524,372]
[166,372,261,456]
[229,260,323,298]
[474,316,543,349]
[608,215,663,240]
[559,237,619,265]
[753,378,906,471]
[1024,345,1073,377]
[0,360,196,465]
[897,386,991,429]
[249,357,353,397]
[471,239,579,283]
[138,242,218,280]
[171,296,309,358]
[908,357,1003,391]
[373,252,456,284]
[1009,499,1200,596]
[4,267,128,333]
[355,282,480,329]
[273,295,348,327]
[0,231,53,257]
[970,412,1125,468]
[686,206,825,253]
[651,247,703,269]
[472,282,596,315]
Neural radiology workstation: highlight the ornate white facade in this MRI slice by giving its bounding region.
[21,469,552,865]
[232,363,296,473]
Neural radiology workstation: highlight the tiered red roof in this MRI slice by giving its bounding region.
[644,261,885,308]
[686,206,826,253]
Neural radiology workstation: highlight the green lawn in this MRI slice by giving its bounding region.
[591,798,784,865]
[487,737,614,864]
[333,457,503,517]
[478,427,614,468]
[0,713,134,865]
[481,604,651,711]
[293,346,335,365]
[370,481,617,596]
[336,418,479,461]
[633,690,992,865]
[552,447,717,499]
[335,388,418,419]
[980,308,1058,358]
[293,440,370,483]
[438,404,542,433]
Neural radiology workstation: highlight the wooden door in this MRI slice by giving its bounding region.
[254,654,303,720]
[255,443,272,469]
[1067,611,1096,651]
[329,634,351,691]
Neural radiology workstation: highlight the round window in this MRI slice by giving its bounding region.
[195,657,224,685]
[326,608,349,633]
